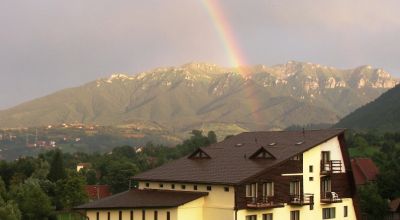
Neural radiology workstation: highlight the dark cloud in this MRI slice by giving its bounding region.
[1,0,399,109]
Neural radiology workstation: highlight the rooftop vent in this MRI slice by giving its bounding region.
[295,141,304,145]
[268,142,277,146]
[235,143,244,147]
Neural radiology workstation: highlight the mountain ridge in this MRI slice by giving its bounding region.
[335,84,400,131]
[0,61,397,132]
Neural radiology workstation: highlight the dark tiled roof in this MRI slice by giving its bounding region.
[75,189,208,210]
[351,158,379,185]
[134,129,345,184]
[85,185,112,201]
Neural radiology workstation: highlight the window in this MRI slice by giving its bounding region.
[321,178,331,198]
[154,211,158,220]
[171,184,175,189]
[262,182,274,198]
[96,212,99,220]
[246,183,257,197]
[145,183,150,187]
[167,211,170,220]
[142,210,145,220]
[309,177,314,181]
[181,185,186,190]
[246,215,257,220]
[207,186,212,191]
[119,211,122,220]
[309,165,313,173]
[159,183,163,188]
[224,186,229,192]
[344,206,348,217]
[322,151,330,163]
[290,211,300,220]
[193,185,198,190]
[262,213,273,220]
[323,208,335,219]
[130,210,134,220]
[289,181,300,196]
[107,212,110,220]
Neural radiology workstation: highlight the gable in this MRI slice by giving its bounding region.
[249,147,276,159]
[188,148,211,159]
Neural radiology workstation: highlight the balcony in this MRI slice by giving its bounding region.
[288,193,314,206]
[321,191,342,203]
[246,196,284,209]
[321,160,342,174]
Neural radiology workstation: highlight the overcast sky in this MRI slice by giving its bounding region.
[1,0,399,109]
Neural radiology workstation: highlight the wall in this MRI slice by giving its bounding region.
[138,181,235,220]
[86,208,177,220]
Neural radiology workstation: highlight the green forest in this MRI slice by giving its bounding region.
[0,129,399,220]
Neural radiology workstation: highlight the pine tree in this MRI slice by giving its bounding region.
[47,149,66,182]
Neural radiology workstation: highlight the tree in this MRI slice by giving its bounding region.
[0,198,21,220]
[207,131,217,144]
[358,183,388,220]
[47,149,66,182]
[11,178,52,220]
[103,161,138,193]
[55,172,88,210]
[0,177,21,220]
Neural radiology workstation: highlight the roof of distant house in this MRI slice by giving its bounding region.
[351,158,379,185]
[75,189,208,210]
[85,185,112,200]
[389,198,400,213]
[133,129,345,185]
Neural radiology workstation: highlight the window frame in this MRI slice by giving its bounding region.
[290,210,300,220]
[322,207,336,219]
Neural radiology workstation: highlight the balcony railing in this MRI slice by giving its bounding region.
[321,160,342,174]
[321,191,342,203]
[246,196,284,209]
[288,193,314,206]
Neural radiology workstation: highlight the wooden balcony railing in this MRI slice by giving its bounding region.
[321,191,343,203]
[321,160,342,174]
[288,193,314,206]
[246,196,284,209]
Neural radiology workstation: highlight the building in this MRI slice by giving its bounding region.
[85,185,112,201]
[350,158,379,186]
[77,163,92,172]
[389,198,400,220]
[76,129,360,220]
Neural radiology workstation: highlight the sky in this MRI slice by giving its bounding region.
[1,0,400,109]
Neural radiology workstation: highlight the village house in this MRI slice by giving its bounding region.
[76,129,360,220]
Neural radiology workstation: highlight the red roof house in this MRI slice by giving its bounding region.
[85,185,112,201]
[351,158,379,185]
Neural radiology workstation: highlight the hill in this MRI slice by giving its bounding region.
[0,61,397,131]
[335,84,400,131]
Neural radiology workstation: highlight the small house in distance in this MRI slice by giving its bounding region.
[85,185,112,201]
[76,129,360,220]
[350,158,379,186]
[77,163,92,172]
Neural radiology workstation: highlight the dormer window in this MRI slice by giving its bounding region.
[188,148,211,159]
[249,147,276,160]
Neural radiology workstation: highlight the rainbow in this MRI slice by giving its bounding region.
[202,0,263,125]
[201,0,250,76]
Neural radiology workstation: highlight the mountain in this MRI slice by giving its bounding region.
[0,61,397,132]
[335,84,400,131]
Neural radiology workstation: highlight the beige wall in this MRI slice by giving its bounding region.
[138,181,235,220]
[86,208,177,220]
